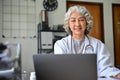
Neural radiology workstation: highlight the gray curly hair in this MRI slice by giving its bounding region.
[64,5,93,35]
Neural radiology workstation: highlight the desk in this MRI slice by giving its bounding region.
[31,71,120,80]
[98,78,120,80]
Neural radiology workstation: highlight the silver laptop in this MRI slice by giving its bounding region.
[33,54,97,80]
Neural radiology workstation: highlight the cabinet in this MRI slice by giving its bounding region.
[37,23,66,54]
[113,4,120,67]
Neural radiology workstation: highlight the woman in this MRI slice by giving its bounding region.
[54,5,120,78]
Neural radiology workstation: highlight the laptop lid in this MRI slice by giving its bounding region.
[33,54,97,80]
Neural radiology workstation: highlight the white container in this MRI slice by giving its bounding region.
[30,72,36,80]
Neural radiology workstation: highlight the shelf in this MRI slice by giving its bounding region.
[39,30,65,32]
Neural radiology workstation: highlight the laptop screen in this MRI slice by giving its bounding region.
[33,54,97,80]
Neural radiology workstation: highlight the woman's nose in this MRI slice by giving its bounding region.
[75,20,81,27]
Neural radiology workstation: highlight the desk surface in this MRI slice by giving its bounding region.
[98,78,120,80]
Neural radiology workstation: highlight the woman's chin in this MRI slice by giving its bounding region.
[74,32,84,35]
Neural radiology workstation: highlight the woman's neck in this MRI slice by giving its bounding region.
[72,34,85,40]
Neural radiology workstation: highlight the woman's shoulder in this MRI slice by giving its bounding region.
[55,35,71,45]
[88,35,107,52]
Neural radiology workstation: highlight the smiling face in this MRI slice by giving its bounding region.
[68,11,87,39]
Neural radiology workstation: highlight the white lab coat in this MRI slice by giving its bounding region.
[54,35,120,77]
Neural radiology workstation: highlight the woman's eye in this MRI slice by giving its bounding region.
[79,19,85,21]
[70,20,75,22]
[70,18,85,22]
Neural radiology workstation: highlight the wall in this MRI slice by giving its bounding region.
[0,0,66,79]
[0,0,120,79]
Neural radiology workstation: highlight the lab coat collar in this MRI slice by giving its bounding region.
[82,35,90,53]
[85,35,90,45]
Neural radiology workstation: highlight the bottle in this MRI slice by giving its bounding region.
[30,72,36,80]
